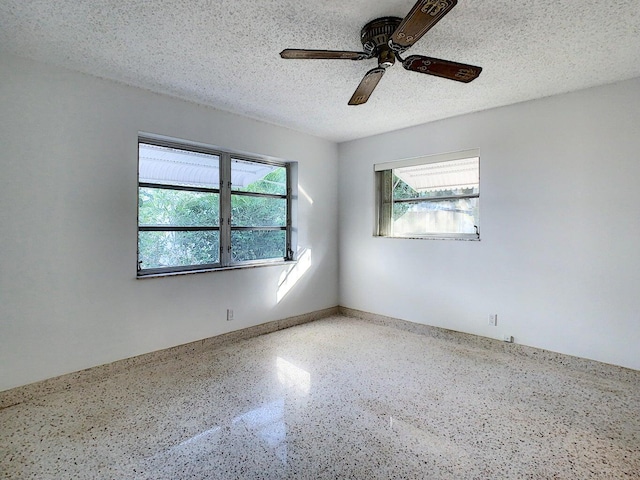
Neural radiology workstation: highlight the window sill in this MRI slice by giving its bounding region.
[137,259,297,279]
[374,234,480,241]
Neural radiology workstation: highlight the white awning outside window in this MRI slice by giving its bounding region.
[394,157,479,193]
[139,143,275,189]
[375,149,479,193]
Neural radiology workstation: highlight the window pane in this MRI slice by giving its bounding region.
[138,137,293,274]
[231,158,286,194]
[231,195,286,227]
[392,198,479,236]
[139,188,219,226]
[139,143,220,189]
[393,157,479,200]
[231,230,286,262]
[138,231,219,269]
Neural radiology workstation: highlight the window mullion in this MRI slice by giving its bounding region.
[376,170,392,236]
[393,193,479,204]
[138,135,295,276]
[285,163,292,260]
[219,153,232,267]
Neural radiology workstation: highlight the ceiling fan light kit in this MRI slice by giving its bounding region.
[280,0,482,105]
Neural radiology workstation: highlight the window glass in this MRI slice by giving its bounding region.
[139,188,219,227]
[393,157,479,199]
[231,158,287,195]
[231,196,286,227]
[376,151,479,240]
[138,231,220,269]
[139,143,220,189]
[138,138,292,276]
[392,197,479,237]
[231,230,287,262]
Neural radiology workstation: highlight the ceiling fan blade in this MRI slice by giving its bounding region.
[280,49,369,60]
[403,55,482,83]
[390,0,458,52]
[348,67,386,106]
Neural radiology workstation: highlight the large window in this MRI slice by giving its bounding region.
[138,136,293,276]
[375,149,480,240]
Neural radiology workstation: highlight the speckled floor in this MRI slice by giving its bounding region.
[1,315,639,479]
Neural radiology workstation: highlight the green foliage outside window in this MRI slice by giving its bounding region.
[391,173,478,220]
[138,167,288,271]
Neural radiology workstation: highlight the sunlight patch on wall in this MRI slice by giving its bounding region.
[298,185,314,205]
[277,248,311,303]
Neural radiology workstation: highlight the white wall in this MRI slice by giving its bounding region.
[0,53,339,391]
[2,51,638,392]
[338,78,640,370]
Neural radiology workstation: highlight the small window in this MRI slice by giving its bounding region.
[375,149,480,240]
[138,136,293,276]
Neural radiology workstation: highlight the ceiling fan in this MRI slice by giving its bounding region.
[280,0,482,105]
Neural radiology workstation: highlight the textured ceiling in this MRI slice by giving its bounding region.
[1,0,639,142]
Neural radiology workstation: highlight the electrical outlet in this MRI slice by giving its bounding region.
[227,309,234,321]
[488,314,498,326]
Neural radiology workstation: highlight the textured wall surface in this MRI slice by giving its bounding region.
[0,53,339,391]
[338,77,640,370]
[1,0,639,141]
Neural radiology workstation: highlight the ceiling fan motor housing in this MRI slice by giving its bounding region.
[361,17,402,67]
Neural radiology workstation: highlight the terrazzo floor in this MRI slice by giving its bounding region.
[1,315,639,479]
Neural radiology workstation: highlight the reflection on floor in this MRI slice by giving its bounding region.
[2,315,639,479]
